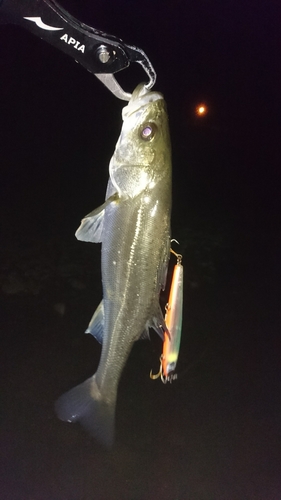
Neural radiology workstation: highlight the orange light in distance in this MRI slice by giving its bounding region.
[196,104,208,116]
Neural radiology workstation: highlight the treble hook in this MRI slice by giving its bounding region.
[150,356,177,384]
[170,239,182,265]
[150,356,163,380]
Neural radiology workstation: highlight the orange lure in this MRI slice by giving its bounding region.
[151,247,183,383]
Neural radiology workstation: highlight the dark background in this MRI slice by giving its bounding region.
[0,1,280,499]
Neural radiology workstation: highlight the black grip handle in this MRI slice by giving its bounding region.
[0,0,130,75]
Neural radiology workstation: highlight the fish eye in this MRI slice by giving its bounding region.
[139,122,157,141]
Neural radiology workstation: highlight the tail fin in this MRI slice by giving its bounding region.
[55,376,116,448]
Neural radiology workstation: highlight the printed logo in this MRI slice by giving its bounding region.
[60,34,85,53]
[23,17,63,31]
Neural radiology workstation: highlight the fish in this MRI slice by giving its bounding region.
[55,83,172,447]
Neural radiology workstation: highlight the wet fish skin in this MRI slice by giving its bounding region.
[55,84,172,447]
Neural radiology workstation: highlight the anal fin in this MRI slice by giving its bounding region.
[85,301,104,343]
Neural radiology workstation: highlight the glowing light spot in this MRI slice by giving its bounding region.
[196,103,208,116]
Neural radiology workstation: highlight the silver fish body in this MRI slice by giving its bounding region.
[56,84,172,446]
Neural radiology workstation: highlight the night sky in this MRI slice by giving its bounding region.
[0,1,280,498]
[1,1,279,233]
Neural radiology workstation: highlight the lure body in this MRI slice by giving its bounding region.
[162,261,183,380]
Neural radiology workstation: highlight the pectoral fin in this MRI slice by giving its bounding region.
[75,193,119,242]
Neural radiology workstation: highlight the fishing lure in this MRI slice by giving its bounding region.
[150,243,183,383]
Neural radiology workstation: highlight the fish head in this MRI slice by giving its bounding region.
[110,83,172,198]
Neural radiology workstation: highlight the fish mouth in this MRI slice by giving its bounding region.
[122,83,164,119]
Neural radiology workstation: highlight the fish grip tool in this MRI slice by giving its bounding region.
[0,0,156,100]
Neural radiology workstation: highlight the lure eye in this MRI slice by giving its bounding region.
[139,122,157,141]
